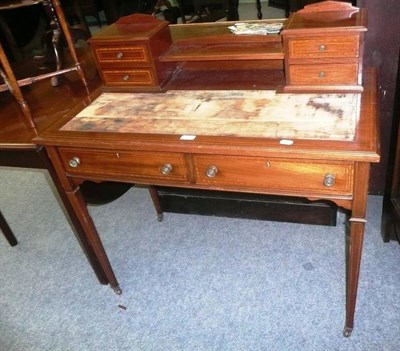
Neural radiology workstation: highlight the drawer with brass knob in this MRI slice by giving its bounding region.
[101,69,155,86]
[88,19,175,90]
[286,36,360,60]
[93,46,150,67]
[193,155,354,196]
[281,5,367,93]
[58,148,190,183]
[288,63,358,86]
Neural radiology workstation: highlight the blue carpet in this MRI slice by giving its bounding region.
[1,167,399,351]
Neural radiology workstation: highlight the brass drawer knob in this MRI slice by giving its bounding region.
[69,156,80,168]
[205,165,218,178]
[160,163,172,175]
[319,71,326,78]
[123,75,130,81]
[319,44,326,52]
[323,173,336,187]
[116,52,124,59]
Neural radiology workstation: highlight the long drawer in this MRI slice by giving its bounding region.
[288,63,358,86]
[58,148,354,196]
[58,148,190,183]
[193,155,354,196]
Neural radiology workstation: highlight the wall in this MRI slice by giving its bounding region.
[359,0,400,193]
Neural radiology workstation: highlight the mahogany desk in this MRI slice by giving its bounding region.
[35,67,379,336]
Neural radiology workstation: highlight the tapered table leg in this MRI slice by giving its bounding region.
[148,186,164,222]
[0,211,18,247]
[45,146,121,294]
[344,162,370,337]
[37,146,110,285]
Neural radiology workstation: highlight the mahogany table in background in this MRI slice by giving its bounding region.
[0,43,113,284]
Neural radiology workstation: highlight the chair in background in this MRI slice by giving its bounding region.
[0,0,87,132]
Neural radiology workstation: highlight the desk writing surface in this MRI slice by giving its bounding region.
[60,90,360,141]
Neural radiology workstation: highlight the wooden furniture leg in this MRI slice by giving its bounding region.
[344,162,370,337]
[46,146,121,294]
[227,0,239,21]
[0,42,37,133]
[0,147,110,285]
[0,210,18,247]
[35,146,110,285]
[256,0,263,19]
[148,186,164,222]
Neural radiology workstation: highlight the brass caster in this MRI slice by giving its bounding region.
[157,213,163,222]
[343,327,353,337]
[112,285,122,295]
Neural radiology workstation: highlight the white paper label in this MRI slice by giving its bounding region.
[180,135,197,140]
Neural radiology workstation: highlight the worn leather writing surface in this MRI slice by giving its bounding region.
[62,90,359,141]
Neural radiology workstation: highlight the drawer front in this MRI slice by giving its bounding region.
[287,36,359,59]
[59,148,189,182]
[288,63,358,85]
[94,46,150,65]
[193,155,353,196]
[102,69,155,86]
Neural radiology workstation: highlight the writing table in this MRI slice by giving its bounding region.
[35,67,379,336]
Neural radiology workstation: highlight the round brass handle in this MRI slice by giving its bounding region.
[323,173,336,187]
[116,52,124,59]
[205,165,218,178]
[69,156,80,168]
[319,71,326,78]
[123,75,130,81]
[160,163,172,175]
[319,44,326,52]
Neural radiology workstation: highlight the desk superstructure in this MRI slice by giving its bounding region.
[35,1,379,337]
[88,1,366,93]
